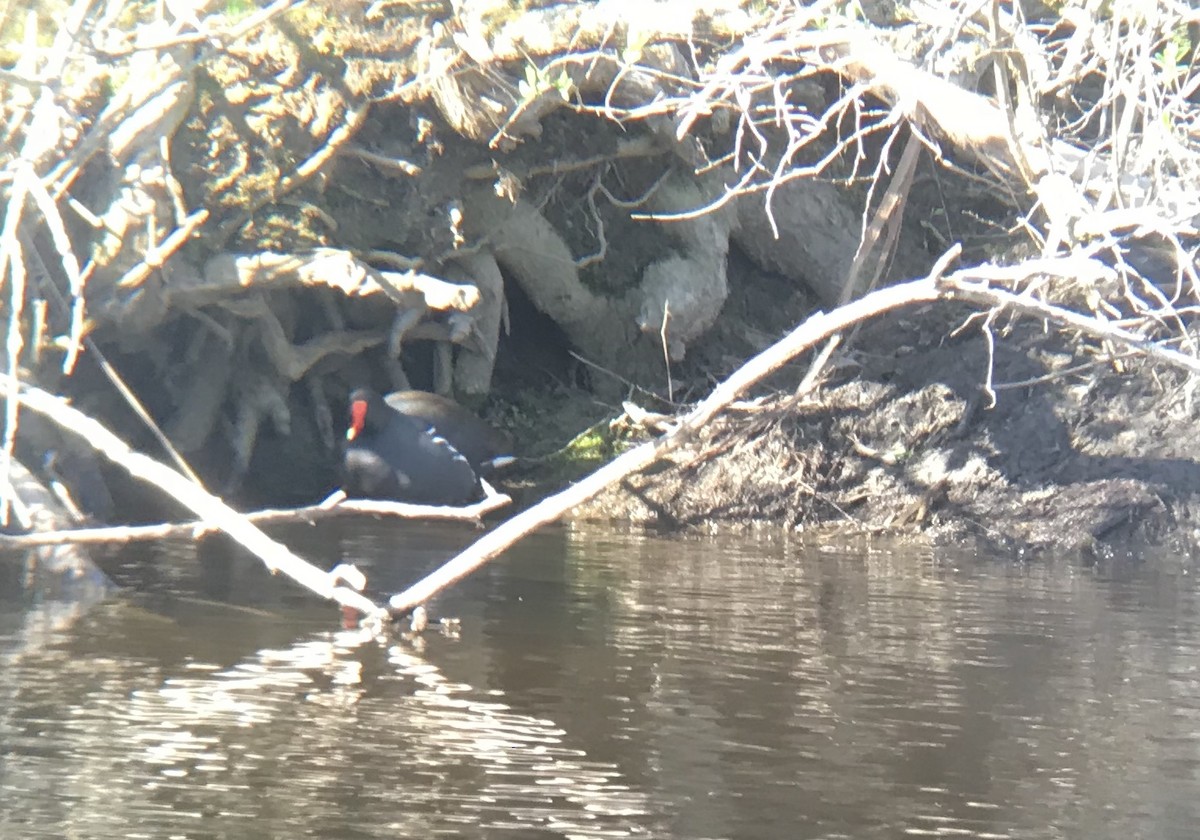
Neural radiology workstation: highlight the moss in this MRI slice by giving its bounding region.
[220,0,257,21]
[562,421,621,464]
[532,417,648,490]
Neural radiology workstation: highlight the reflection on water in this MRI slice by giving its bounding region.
[0,523,1199,839]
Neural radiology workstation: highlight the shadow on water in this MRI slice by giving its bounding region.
[0,523,1199,839]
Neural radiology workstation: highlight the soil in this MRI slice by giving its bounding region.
[550,265,1200,558]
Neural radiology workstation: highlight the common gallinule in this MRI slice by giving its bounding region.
[342,388,481,505]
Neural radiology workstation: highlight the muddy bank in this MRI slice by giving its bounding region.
[570,296,1200,556]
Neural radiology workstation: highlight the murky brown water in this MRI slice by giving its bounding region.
[0,522,1198,839]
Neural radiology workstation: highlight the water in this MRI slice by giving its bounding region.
[0,522,1198,839]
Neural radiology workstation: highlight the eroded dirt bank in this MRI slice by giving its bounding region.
[570,295,1200,557]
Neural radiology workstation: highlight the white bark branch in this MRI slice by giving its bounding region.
[0,492,511,549]
[5,384,389,623]
[389,247,1200,617]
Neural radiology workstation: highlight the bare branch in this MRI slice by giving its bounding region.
[6,384,389,625]
[388,245,1200,618]
[0,492,511,549]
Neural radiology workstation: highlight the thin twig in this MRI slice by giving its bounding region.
[567,350,681,406]
[942,274,1200,375]
[0,492,512,549]
[21,164,87,372]
[0,170,30,526]
[659,299,673,403]
[115,207,210,289]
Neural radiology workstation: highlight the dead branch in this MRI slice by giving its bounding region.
[342,145,423,177]
[799,128,922,388]
[798,29,1037,182]
[388,246,1200,618]
[115,208,210,290]
[0,491,512,550]
[4,384,388,624]
[941,272,1200,375]
[384,251,959,617]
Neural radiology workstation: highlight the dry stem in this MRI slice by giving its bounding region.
[388,246,1200,618]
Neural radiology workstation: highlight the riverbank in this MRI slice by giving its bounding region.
[562,296,1199,556]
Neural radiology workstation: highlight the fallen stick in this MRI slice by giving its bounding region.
[385,254,959,615]
[942,273,1200,375]
[388,247,1200,617]
[4,384,389,623]
[0,492,512,549]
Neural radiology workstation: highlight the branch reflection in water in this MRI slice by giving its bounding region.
[120,622,652,837]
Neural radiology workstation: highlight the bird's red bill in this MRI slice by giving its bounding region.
[347,398,368,441]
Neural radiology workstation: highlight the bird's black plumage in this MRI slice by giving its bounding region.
[341,388,480,505]
[382,390,514,473]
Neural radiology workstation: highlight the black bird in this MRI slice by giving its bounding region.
[342,388,481,505]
